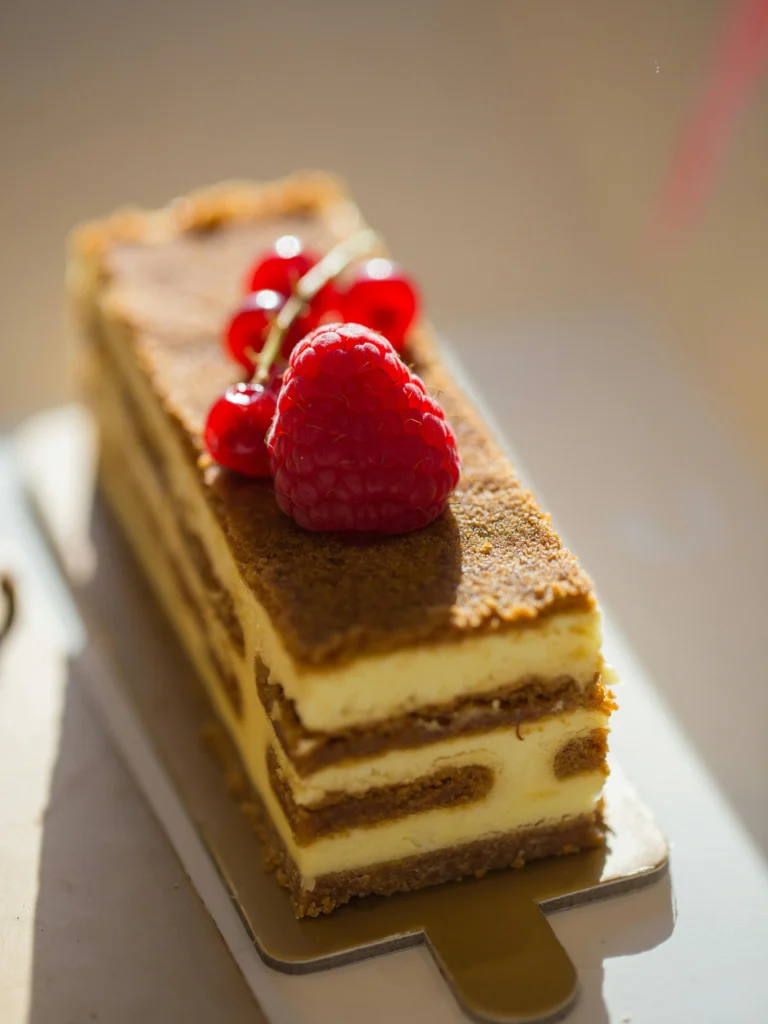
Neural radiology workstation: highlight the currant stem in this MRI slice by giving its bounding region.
[253,227,382,384]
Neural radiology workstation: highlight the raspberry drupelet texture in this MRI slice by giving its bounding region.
[266,323,460,533]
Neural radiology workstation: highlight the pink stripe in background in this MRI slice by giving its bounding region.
[652,0,768,243]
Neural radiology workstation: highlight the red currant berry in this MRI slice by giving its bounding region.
[341,259,419,352]
[224,290,314,372]
[305,281,344,328]
[245,235,341,325]
[204,382,278,478]
[245,235,317,295]
[225,290,282,371]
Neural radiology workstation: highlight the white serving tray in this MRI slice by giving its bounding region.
[4,404,768,1024]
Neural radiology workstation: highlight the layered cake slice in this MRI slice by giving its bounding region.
[68,173,615,917]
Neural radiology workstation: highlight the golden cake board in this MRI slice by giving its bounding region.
[47,496,666,1024]
[19,401,668,1024]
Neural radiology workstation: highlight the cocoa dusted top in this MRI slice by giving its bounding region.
[74,175,595,667]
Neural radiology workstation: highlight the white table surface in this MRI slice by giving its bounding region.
[2,322,768,1023]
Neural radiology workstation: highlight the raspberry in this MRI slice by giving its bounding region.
[266,323,460,533]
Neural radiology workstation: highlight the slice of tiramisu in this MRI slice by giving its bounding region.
[68,173,614,917]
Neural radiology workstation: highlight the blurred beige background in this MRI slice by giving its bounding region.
[2,0,767,850]
[3,0,766,451]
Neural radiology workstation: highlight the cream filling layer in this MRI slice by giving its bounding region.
[276,611,603,734]
[96,312,603,733]
[276,706,608,806]
[96,361,607,882]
